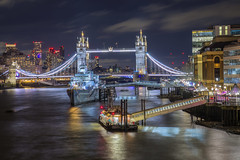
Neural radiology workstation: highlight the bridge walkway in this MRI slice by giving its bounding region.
[103,81,163,88]
[130,96,206,122]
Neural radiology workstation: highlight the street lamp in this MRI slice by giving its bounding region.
[236,93,239,106]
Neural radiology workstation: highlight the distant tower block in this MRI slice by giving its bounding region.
[135,29,147,74]
[76,31,89,73]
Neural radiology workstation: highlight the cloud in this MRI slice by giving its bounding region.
[160,1,240,31]
[140,3,170,13]
[0,0,37,7]
[89,10,110,17]
[105,18,153,33]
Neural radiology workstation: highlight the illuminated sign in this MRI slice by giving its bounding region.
[37,53,41,58]
[6,43,16,47]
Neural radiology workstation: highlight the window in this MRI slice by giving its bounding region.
[225,26,228,35]
[215,68,220,81]
[214,57,220,63]
[219,26,222,35]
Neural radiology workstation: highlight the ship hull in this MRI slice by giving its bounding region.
[67,88,99,106]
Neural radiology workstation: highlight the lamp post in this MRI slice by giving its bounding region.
[224,86,227,104]
[236,93,239,106]
[211,87,214,103]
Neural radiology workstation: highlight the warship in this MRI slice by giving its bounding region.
[67,32,99,105]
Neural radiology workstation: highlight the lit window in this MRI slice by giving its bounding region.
[225,29,228,35]
[219,26,222,35]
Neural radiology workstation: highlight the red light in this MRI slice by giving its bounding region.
[172,62,174,65]
[182,52,184,55]
[95,56,99,59]
[111,112,115,115]
[210,97,214,100]
[182,61,185,64]
[28,54,30,57]
[100,106,104,109]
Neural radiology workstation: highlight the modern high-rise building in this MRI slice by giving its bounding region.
[192,25,240,55]
[1,43,25,68]
[223,39,240,84]
[32,41,43,74]
[192,29,214,55]
[45,46,64,71]
[5,43,17,52]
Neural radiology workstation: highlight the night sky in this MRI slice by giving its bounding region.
[0,0,240,68]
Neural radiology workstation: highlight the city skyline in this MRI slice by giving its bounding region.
[0,0,240,67]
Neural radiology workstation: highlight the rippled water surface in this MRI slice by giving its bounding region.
[0,88,239,160]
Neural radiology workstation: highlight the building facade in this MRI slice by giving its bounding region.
[192,25,240,55]
[192,30,214,55]
[223,40,240,84]
[45,47,65,71]
[193,42,225,89]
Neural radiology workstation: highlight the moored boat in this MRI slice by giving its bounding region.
[99,106,138,131]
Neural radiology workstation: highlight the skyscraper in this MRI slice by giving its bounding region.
[32,41,43,74]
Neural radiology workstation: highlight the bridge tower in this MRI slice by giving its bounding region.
[6,62,17,87]
[135,30,148,81]
[76,31,89,73]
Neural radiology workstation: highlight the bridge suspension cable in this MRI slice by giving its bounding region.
[146,53,187,75]
[0,70,9,77]
[16,54,77,77]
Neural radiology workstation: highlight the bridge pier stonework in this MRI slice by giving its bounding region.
[135,30,148,81]
[6,62,17,87]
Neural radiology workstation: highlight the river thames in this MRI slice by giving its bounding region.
[0,87,239,160]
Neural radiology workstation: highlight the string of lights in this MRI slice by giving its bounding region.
[146,53,187,75]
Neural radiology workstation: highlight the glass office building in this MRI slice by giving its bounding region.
[223,42,240,84]
[192,30,213,55]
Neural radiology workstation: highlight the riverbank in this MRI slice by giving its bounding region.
[0,85,68,90]
[195,120,240,135]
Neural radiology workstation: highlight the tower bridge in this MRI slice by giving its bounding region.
[0,30,190,86]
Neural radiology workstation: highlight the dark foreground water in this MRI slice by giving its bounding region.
[0,88,240,160]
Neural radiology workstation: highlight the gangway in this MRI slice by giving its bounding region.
[130,96,206,122]
[103,81,162,88]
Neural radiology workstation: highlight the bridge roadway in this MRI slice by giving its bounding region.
[16,73,190,80]
[130,96,206,122]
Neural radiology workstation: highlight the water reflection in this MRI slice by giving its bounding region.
[68,107,82,132]
[0,88,240,160]
[140,126,204,141]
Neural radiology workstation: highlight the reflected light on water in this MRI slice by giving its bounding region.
[141,126,204,141]
[100,131,127,160]
[68,107,82,132]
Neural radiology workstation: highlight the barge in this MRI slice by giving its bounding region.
[99,106,138,132]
